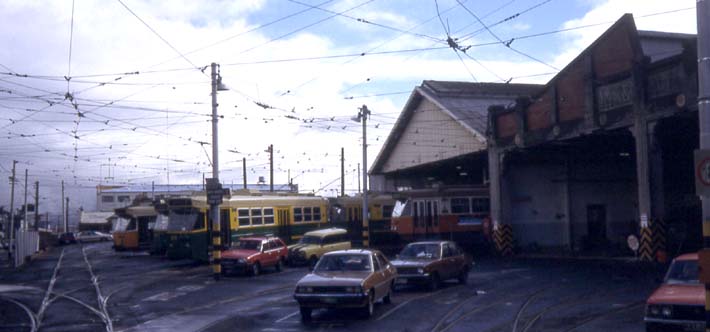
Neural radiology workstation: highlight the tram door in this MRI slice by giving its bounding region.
[413,199,440,239]
[277,208,292,243]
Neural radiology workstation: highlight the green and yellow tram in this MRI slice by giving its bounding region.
[164,193,330,262]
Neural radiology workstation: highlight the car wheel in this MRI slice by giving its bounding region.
[308,256,318,269]
[275,258,284,272]
[300,307,312,323]
[429,273,440,291]
[251,262,261,276]
[362,290,375,318]
[383,283,393,304]
[458,267,469,285]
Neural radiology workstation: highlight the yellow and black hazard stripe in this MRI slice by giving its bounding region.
[493,224,514,257]
[638,226,654,262]
[651,219,666,262]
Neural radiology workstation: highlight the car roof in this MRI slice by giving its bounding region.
[303,227,347,237]
[675,253,698,261]
[406,241,446,246]
[240,236,281,242]
[324,249,379,256]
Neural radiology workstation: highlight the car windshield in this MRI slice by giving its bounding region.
[235,240,261,251]
[299,235,321,245]
[399,243,441,259]
[315,254,371,272]
[665,260,699,284]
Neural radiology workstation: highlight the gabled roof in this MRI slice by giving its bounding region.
[370,80,541,174]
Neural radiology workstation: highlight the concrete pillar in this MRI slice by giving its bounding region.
[633,65,655,261]
[488,146,513,256]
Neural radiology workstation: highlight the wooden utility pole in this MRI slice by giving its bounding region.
[61,180,66,233]
[34,181,39,231]
[65,197,69,232]
[8,160,16,260]
[269,144,274,192]
[341,147,345,197]
[22,169,27,230]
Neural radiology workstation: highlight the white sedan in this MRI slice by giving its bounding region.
[75,231,112,243]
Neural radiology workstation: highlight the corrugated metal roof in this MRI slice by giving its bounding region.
[370,80,542,174]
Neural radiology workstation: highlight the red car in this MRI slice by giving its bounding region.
[221,236,288,276]
[645,253,703,332]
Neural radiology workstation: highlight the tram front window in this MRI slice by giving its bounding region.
[113,218,134,232]
[153,215,169,231]
[168,211,201,231]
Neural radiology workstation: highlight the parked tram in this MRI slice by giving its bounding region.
[164,193,330,262]
[390,186,491,247]
[330,195,396,246]
[113,204,163,251]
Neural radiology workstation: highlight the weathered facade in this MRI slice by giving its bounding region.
[370,80,541,192]
[488,14,699,258]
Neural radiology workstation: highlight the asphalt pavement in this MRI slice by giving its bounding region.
[0,242,664,332]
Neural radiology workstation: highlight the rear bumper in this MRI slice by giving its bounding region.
[294,293,368,308]
[644,317,704,332]
[395,273,431,285]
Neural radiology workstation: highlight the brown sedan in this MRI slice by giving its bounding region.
[391,241,472,291]
[293,249,397,322]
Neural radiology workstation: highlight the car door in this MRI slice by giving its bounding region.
[375,253,394,294]
[441,243,457,279]
[370,253,386,299]
[266,240,279,266]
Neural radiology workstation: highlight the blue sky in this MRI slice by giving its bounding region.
[0,0,698,214]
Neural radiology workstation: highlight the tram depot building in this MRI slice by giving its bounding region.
[371,14,700,260]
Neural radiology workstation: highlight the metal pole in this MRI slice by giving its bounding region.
[34,181,39,231]
[210,62,222,280]
[151,181,155,199]
[697,1,710,330]
[269,144,274,192]
[8,160,16,261]
[341,147,345,197]
[361,105,370,248]
[23,169,27,230]
[61,180,65,233]
[65,197,69,232]
[243,157,247,189]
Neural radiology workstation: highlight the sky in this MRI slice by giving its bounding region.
[0,0,698,216]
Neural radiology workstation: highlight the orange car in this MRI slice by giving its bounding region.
[645,253,703,332]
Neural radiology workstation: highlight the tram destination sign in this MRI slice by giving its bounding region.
[205,178,229,205]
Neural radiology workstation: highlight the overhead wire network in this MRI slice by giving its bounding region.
[0,2,696,199]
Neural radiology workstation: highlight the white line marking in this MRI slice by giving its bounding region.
[275,310,300,323]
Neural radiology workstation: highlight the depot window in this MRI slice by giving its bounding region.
[102,195,114,203]
[117,195,131,203]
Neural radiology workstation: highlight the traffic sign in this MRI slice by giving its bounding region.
[205,178,224,205]
[695,150,710,196]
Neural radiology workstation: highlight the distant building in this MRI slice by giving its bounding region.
[79,211,115,233]
[96,183,299,212]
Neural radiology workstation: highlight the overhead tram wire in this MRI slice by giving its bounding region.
[270,0,469,99]
[457,0,554,42]
[285,0,445,44]
[455,0,558,71]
